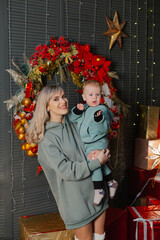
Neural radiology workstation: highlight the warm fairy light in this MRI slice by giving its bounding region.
[153,100,155,102]
[135,22,137,25]
[137,88,140,90]
[137,61,139,64]
[133,35,137,38]
[153,62,155,64]
[151,74,154,77]
[149,9,153,13]
[138,8,141,10]
[133,123,136,126]
[137,75,139,78]
[149,49,153,52]
[137,101,139,104]
[150,37,153,40]
[137,49,140,52]
[152,87,154,90]
[137,114,139,116]
[153,23,155,27]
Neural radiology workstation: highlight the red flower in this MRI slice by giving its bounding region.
[74,67,81,74]
[103,61,111,72]
[39,66,47,73]
[73,60,81,67]
[83,44,90,52]
[58,36,69,46]
[92,56,106,66]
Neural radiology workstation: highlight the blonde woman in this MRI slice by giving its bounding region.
[26,85,110,240]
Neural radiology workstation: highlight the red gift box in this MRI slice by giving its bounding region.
[104,207,127,240]
[146,196,160,206]
[127,205,160,240]
[129,167,157,197]
[146,180,160,200]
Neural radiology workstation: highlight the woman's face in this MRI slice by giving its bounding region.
[47,90,68,122]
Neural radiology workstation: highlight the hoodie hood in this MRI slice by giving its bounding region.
[45,116,68,131]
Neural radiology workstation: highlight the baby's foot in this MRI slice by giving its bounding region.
[94,189,104,205]
[108,180,118,199]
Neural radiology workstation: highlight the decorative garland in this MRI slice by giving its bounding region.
[5,36,126,175]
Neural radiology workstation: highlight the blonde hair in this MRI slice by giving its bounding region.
[82,80,101,92]
[26,85,64,144]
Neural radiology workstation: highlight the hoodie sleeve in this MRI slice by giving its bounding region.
[68,106,83,123]
[38,139,101,181]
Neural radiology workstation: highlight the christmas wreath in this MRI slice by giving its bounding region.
[5,36,126,175]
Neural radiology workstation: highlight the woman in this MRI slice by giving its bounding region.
[26,85,110,240]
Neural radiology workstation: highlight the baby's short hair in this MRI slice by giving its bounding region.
[82,80,101,91]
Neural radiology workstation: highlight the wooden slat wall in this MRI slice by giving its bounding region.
[0,0,160,239]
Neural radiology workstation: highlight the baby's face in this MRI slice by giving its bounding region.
[82,85,101,107]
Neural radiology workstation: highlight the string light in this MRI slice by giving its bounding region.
[150,0,155,105]
[135,0,139,114]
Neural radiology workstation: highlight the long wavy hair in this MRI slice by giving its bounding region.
[26,85,64,144]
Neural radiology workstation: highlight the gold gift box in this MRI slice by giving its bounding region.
[138,105,159,140]
[134,138,160,170]
[19,212,74,240]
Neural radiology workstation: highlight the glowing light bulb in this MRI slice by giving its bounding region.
[137,88,140,90]
[137,61,139,64]
[135,22,138,25]
[153,62,156,65]
[137,49,140,52]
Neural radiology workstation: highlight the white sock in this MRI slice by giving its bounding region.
[74,236,79,240]
[93,189,104,205]
[93,232,105,240]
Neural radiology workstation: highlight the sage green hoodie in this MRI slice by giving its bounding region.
[38,116,108,229]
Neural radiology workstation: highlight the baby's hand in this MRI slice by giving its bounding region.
[77,103,84,111]
[95,110,102,117]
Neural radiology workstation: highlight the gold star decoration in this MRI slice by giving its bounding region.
[103,11,128,50]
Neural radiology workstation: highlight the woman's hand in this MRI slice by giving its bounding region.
[88,150,101,161]
[88,149,110,165]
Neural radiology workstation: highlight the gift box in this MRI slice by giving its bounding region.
[134,197,147,206]
[134,138,160,170]
[138,105,159,140]
[127,205,160,240]
[129,167,157,197]
[104,207,127,240]
[19,212,74,240]
[146,180,160,200]
[146,196,160,206]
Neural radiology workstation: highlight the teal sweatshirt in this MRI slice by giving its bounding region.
[69,104,114,154]
[38,116,108,229]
